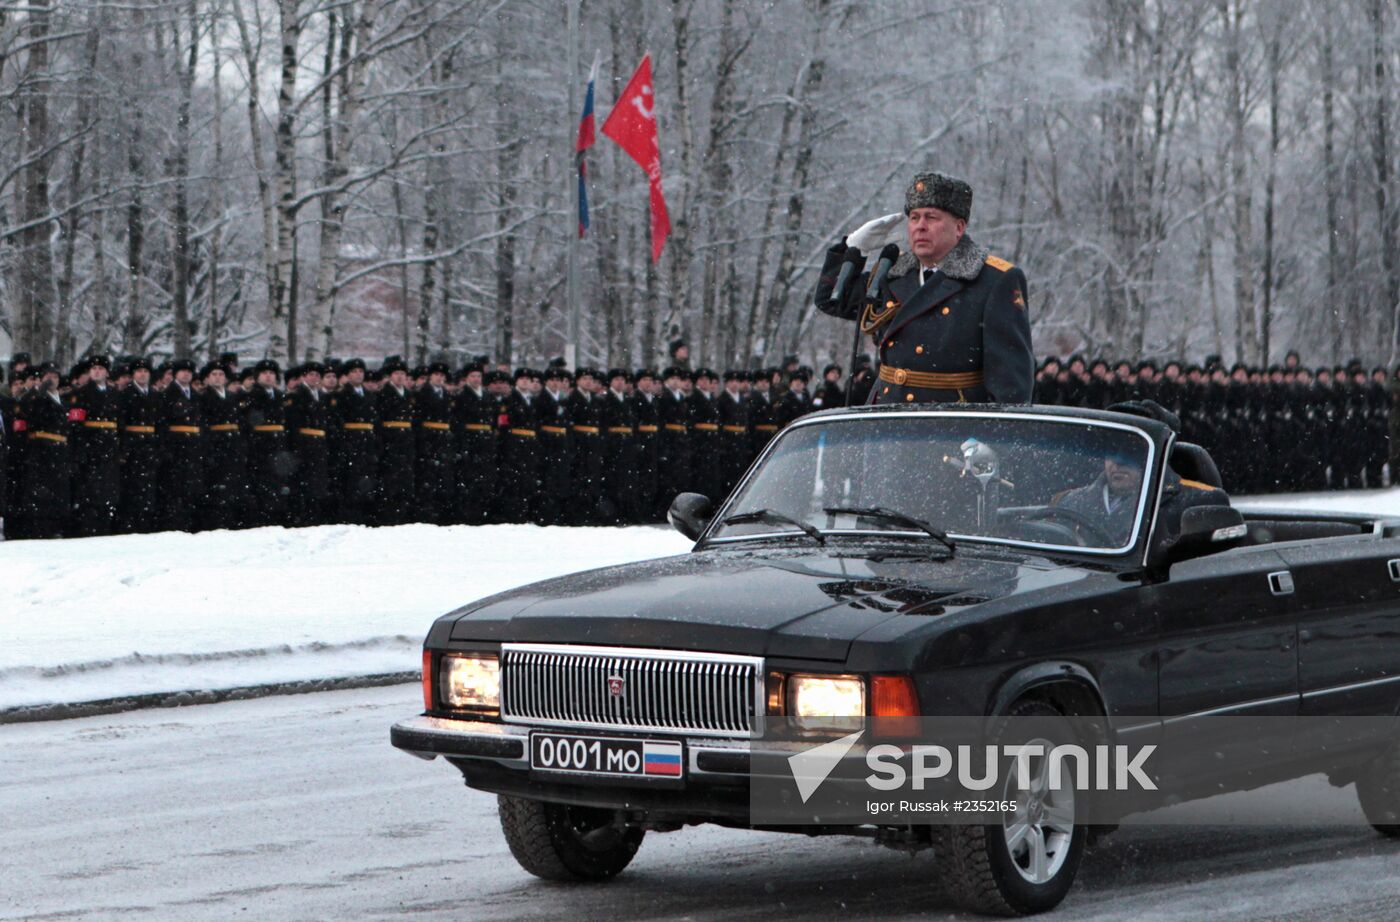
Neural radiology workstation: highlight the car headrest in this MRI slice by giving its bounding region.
[1171,441,1223,489]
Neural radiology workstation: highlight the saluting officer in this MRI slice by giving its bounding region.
[452,363,497,525]
[376,356,417,526]
[287,361,333,526]
[332,358,379,526]
[244,358,292,527]
[118,358,162,534]
[68,355,122,537]
[16,363,72,539]
[414,361,455,524]
[159,359,205,532]
[815,171,1033,405]
[198,361,247,530]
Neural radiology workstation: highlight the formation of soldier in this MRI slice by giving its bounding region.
[0,350,852,541]
[1036,352,1396,495]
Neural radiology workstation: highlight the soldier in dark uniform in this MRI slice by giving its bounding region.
[376,356,417,525]
[535,366,574,526]
[331,358,379,525]
[67,355,122,536]
[747,371,779,462]
[452,363,497,525]
[599,368,638,524]
[287,361,333,526]
[14,364,72,538]
[413,361,455,524]
[812,364,844,411]
[495,368,541,524]
[243,359,292,527]
[815,171,1033,405]
[1366,367,1389,488]
[198,361,247,530]
[632,368,661,523]
[688,368,723,501]
[717,370,751,495]
[568,368,605,524]
[777,368,813,428]
[656,366,692,519]
[158,359,205,532]
[118,358,162,533]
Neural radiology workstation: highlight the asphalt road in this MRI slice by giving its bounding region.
[4,686,1400,921]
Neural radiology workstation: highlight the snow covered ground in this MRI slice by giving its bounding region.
[0,523,690,715]
[3,487,1398,718]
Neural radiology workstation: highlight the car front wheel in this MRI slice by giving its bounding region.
[498,795,645,881]
[937,698,1087,916]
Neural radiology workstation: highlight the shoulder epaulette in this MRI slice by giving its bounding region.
[985,255,1014,272]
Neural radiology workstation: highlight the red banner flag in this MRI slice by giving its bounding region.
[601,54,671,263]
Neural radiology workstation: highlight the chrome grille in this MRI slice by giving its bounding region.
[500,643,763,737]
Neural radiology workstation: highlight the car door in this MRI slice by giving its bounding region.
[1276,534,1400,756]
[1143,545,1299,791]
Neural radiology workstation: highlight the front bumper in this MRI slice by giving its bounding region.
[391,715,773,819]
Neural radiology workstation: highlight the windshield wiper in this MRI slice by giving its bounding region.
[719,508,826,545]
[823,506,957,556]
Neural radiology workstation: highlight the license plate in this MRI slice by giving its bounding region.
[529,732,684,779]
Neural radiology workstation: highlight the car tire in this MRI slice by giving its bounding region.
[1356,741,1400,838]
[497,795,645,881]
[936,698,1087,916]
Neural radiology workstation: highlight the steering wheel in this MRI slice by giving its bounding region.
[1005,506,1119,548]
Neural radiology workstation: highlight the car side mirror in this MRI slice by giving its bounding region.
[668,492,713,541]
[1162,505,1247,566]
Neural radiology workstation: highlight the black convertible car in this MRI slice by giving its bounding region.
[392,404,1400,915]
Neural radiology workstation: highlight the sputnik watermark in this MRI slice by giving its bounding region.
[787,733,1157,805]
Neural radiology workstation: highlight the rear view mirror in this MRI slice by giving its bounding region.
[668,493,713,541]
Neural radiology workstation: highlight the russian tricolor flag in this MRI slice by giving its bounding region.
[642,741,682,777]
[575,53,600,238]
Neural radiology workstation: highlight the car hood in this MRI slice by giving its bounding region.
[448,544,1091,661]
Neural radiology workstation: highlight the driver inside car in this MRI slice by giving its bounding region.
[1051,449,1144,546]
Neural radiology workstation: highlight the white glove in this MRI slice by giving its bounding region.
[845,212,904,253]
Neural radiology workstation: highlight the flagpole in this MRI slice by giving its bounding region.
[565,0,580,370]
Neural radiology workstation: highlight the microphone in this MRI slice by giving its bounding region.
[828,245,866,306]
[864,244,901,301]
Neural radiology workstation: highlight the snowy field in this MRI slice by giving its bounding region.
[2,487,1398,717]
[0,523,690,714]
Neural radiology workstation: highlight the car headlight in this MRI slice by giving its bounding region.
[439,653,500,713]
[788,674,864,729]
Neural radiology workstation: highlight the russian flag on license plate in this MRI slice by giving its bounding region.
[642,741,682,776]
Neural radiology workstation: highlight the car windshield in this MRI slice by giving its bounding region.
[710,413,1154,553]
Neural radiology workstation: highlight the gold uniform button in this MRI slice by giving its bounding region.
[916,345,924,354]
[883,386,890,395]
[905,393,915,402]
[885,339,895,348]
[892,368,908,385]
[941,306,951,315]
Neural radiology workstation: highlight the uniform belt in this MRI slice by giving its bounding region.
[607,426,634,435]
[509,428,537,438]
[83,420,118,430]
[419,421,450,431]
[253,424,285,433]
[30,430,67,443]
[168,425,202,435]
[878,366,985,389]
[637,425,658,433]
[664,424,687,432]
[540,425,568,435]
[208,423,240,432]
[297,427,327,438]
[342,422,374,431]
[381,420,412,429]
[722,425,748,434]
[124,425,156,434]
[754,424,779,432]
[572,425,600,435]
[462,423,493,432]
[694,423,719,432]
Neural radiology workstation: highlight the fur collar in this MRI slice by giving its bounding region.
[888,233,990,282]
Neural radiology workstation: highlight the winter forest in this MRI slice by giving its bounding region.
[0,0,1397,371]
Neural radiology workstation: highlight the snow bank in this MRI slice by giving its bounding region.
[1,523,690,712]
